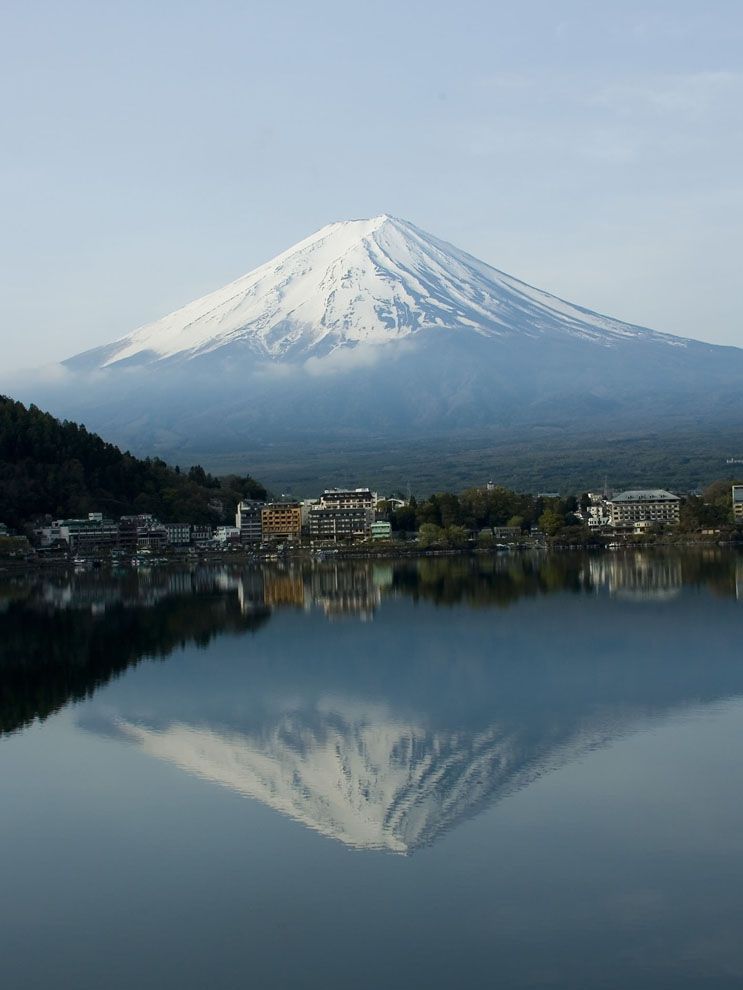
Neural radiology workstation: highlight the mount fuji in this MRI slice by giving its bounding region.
[67,214,689,368]
[23,215,743,488]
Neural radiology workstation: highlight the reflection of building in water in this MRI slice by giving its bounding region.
[262,568,306,609]
[309,563,381,619]
[737,560,743,602]
[586,554,683,602]
[237,570,266,615]
[214,570,241,593]
[371,564,393,591]
[25,566,252,615]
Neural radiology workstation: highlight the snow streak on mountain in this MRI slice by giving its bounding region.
[70,215,686,370]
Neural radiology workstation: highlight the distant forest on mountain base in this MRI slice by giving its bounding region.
[0,396,266,529]
[193,427,743,498]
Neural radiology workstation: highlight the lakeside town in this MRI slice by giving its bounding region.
[2,482,742,564]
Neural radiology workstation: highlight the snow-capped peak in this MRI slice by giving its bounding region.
[71,215,683,370]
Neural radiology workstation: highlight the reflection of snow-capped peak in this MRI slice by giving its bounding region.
[110,701,624,853]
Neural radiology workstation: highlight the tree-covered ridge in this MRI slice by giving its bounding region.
[0,396,266,528]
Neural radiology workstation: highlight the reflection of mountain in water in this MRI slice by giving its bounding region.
[107,703,634,854]
[5,550,743,800]
[66,550,740,853]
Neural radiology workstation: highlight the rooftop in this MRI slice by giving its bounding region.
[610,490,680,503]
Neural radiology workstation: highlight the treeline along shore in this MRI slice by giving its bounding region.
[1,396,742,568]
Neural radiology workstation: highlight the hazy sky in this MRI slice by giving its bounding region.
[2,0,742,372]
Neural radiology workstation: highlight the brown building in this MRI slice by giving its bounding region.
[261,503,302,541]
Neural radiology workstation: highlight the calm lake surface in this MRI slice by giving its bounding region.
[2,551,743,989]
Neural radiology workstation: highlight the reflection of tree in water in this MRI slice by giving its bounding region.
[392,555,592,607]
[1,550,740,739]
[0,586,269,737]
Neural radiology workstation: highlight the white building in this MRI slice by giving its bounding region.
[306,488,376,541]
[164,523,191,545]
[214,526,241,543]
[40,513,119,552]
[319,488,377,510]
[586,503,611,529]
[608,490,681,528]
[733,485,743,522]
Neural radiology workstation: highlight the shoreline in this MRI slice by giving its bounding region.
[2,537,741,577]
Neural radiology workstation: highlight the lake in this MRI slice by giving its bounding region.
[2,550,743,989]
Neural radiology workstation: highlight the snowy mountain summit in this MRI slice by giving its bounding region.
[70,215,682,370]
[50,214,743,480]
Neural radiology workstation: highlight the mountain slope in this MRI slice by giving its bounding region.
[18,215,743,488]
[67,214,694,370]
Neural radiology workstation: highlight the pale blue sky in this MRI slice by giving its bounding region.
[2,0,742,371]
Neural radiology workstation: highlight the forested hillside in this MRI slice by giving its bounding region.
[0,396,265,528]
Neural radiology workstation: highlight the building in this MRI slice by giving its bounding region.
[492,526,521,542]
[164,523,192,545]
[215,526,241,544]
[305,489,376,541]
[608,490,681,528]
[43,513,119,554]
[191,524,213,544]
[236,500,264,543]
[371,520,392,540]
[587,505,611,529]
[119,514,159,552]
[318,488,376,510]
[308,506,372,541]
[733,485,743,522]
[137,527,167,552]
[0,523,9,537]
[261,503,302,541]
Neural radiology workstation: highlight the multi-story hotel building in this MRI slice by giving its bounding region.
[318,488,376,510]
[733,485,743,522]
[608,490,681,528]
[307,506,372,541]
[163,523,192,545]
[307,489,376,541]
[40,512,119,553]
[261,503,302,541]
[236,499,264,543]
